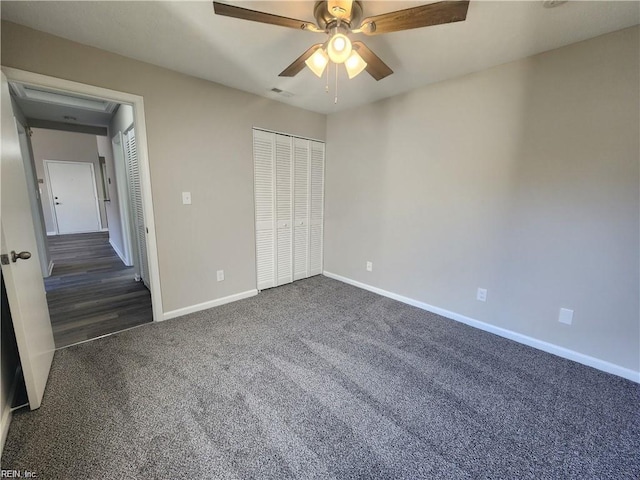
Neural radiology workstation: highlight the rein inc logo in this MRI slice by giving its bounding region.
[1,471,37,478]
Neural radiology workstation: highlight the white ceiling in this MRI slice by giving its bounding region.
[2,1,638,114]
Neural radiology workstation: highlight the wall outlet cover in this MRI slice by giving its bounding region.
[559,308,573,325]
[477,288,487,302]
[366,261,373,272]
[217,270,224,282]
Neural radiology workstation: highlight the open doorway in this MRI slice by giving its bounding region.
[8,78,157,348]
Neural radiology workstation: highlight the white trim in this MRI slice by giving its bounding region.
[43,159,102,234]
[323,271,640,383]
[109,238,128,266]
[100,227,109,232]
[162,289,258,321]
[47,261,54,277]
[253,126,324,144]
[46,231,56,236]
[3,67,164,323]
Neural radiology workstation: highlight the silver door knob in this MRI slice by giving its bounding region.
[11,251,31,262]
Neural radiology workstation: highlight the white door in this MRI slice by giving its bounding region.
[275,134,293,286]
[123,128,150,288]
[293,137,310,281]
[1,72,55,410]
[46,160,101,234]
[254,129,276,290]
[309,141,325,276]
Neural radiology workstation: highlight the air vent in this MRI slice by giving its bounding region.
[270,88,294,98]
[543,0,568,8]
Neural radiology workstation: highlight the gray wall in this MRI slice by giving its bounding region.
[1,21,327,313]
[30,128,107,233]
[324,26,640,372]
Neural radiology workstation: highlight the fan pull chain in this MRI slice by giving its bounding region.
[325,60,330,94]
[335,62,339,104]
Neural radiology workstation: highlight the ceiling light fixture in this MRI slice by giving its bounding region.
[305,47,329,77]
[344,50,367,79]
[326,31,352,64]
[306,28,367,82]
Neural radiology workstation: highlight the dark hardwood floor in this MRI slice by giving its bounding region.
[45,232,152,348]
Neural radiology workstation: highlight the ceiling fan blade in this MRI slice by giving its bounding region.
[279,44,324,77]
[352,41,393,81]
[213,2,318,31]
[359,1,470,35]
[328,0,353,20]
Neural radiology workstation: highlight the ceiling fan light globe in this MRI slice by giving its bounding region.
[345,50,367,79]
[327,33,352,64]
[305,48,329,77]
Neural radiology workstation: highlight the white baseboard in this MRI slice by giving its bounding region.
[323,271,640,383]
[162,289,258,321]
[109,238,129,266]
[46,231,56,236]
[47,260,54,277]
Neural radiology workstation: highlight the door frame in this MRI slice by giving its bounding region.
[2,67,164,322]
[43,159,102,234]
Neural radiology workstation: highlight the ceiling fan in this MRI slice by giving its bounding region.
[213,1,470,81]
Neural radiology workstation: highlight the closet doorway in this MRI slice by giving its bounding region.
[253,128,325,291]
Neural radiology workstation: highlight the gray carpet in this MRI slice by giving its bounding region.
[2,276,638,479]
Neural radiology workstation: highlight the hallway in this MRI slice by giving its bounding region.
[45,232,152,348]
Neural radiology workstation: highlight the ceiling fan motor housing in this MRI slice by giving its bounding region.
[314,0,364,31]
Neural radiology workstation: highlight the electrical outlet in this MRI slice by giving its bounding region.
[558,308,573,325]
[477,288,487,302]
[366,261,373,272]
[182,192,192,205]
[217,270,224,282]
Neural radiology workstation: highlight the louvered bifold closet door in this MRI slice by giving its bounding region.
[254,130,277,290]
[293,137,310,281]
[275,134,293,286]
[124,128,150,289]
[309,141,324,276]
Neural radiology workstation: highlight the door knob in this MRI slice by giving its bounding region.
[11,251,31,262]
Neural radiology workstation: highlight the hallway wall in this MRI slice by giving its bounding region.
[30,128,107,234]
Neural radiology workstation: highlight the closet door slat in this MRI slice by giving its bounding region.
[293,137,310,281]
[309,140,324,277]
[275,134,293,286]
[254,129,276,290]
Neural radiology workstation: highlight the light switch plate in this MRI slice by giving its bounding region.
[217,270,224,282]
[182,192,191,205]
